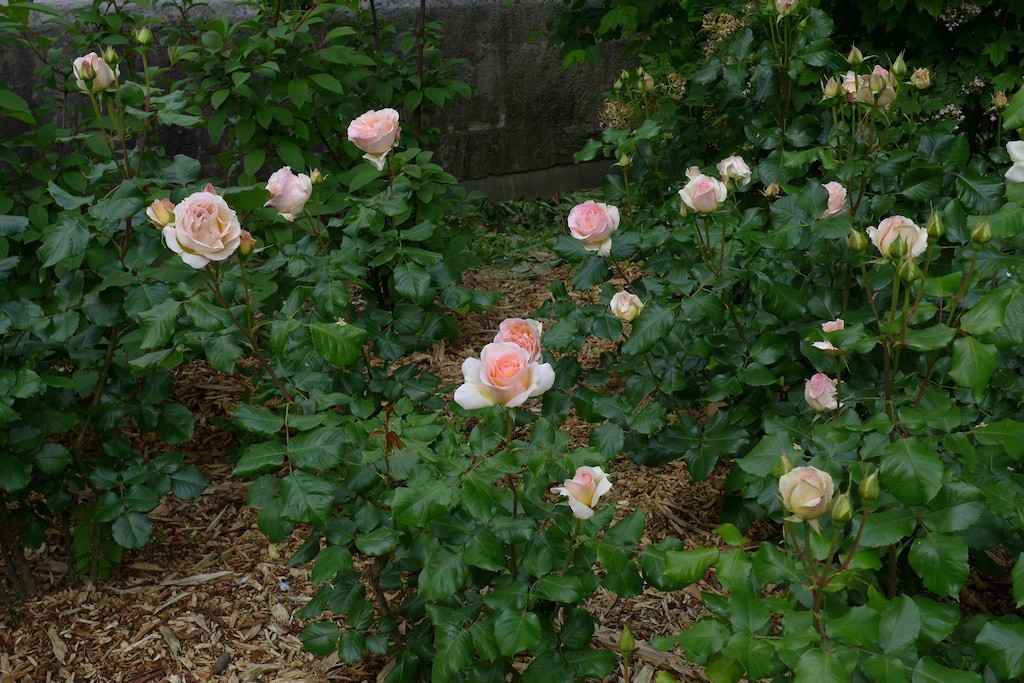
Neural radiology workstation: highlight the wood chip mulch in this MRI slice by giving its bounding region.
[1,242,730,682]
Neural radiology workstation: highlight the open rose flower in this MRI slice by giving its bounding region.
[821,318,845,333]
[551,466,613,520]
[72,52,118,93]
[679,174,727,214]
[804,373,841,412]
[568,200,619,256]
[821,182,847,218]
[1006,141,1024,183]
[716,156,751,185]
[454,342,555,410]
[264,166,312,221]
[494,318,543,364]
[610,291,644,322]
[347,108,401,171]
[163,191,242,268]
[866,215,927,259]
[778,466,834,520]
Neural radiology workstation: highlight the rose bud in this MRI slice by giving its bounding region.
[493,318,543,364]
[264,166,313,222]
[620,627,636,656]
[994,91,1009,110]
[146,198,175,228]
[891,52,907,77]
[831,492,853,523]
[910,68,930,90]
[778,466,835,520]
[898,257,920,283]
[717,155,752,185]
[971,220,992,245]
[610,291,645,322]
[134,26,153,46]
[821,181,847,218]
[867,215,928,260]
[347,108,401,171]
[238,230,257,256]
[859,470,880,501]
[550,466,613,520]
[926,211,944,239]
[72,52,119,93]
[678,173,727,214]
[847,45,864,65]
[847,230,869,253]
[804,373,841,412]
[762,182,781,198]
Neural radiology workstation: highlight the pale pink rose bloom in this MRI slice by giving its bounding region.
[820,182,847,218]
[163,191,242,268]
[866,215,927,259]
[821,318,845,333]
[264,166,313,222]
[146,199,175,228]
[910,68,930,90]
[716,156,751,185]
[609,291,644,322]
[804,373,841,412]
[778,466,834,520]
[568,200,619,256]
[550,466,613,520]
[347,108,401,171]
[679,174,727,214]
[454,342,555,410]
[1006,141,1024,183]
[775,0,797,16]
[72,52,118,93]
[872,65,896,87]
[494,318,543,364]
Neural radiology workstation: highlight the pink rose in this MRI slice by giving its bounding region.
[778,466,834,520]
[910,68,930,90]
[820,182,847,218]
[679,174,727,214]
[866,215,927,259]
[811,341,843,357]
[162,191,242,268]
[821,318,845,333]
[146,199,175,228]
[568,200,619,256]
[550,466,613,520]
[347,108,401,171]
[716,155,751,185]
[609,291,644,322]
[494,318,543,364]
[264,166,312,222]
[454,342,555,409]
[72,52,118,93]
[804,373,841,412]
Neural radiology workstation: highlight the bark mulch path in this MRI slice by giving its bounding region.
[1,253,733,682]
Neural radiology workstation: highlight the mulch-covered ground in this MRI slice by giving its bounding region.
[0,245,741,682]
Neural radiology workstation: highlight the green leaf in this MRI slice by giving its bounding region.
[0,456,31,492]
[722,632,775,680]
[393,263,432,303]
[231,404,284,435]
[671,619,728,661]
[40,217,90,268]
[880,438,943,506]
[949,336,997,398]
[621,305,674,355]
[961,287,1019,335]
[311,546,353,585]
[1014,553,1024,608]
[287,427,344,471]
[829,605,880,647]
[662,548,719,585]
[590,423,625,458]
[879,596,920,654]
[338,630,366,664]
[156,404,194,444]
[35,443,70,474]
[310,322,367,367]
[976,620,1024,680]
[794,647,853,683]
[1003,87,1024,130]
[280,471,335,525]
[956,170,1003,214]
[901,164,944,201]
[48,180,93,210]
[301,622,340,656]
[540,575,587,603]
[854,508,917,547]
[908,534,968,598]
[170,466,207,499]
[392,481,453,526]
[911,656,982,683]
[493,610,542,657]
[973,420,1024,458]
[112,511,153,549]
[138,298,181,349]
[355,527,398,556]
[234,440,285,477]
[904,325,956,351]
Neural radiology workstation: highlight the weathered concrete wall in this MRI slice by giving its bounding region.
[4,0,630,199]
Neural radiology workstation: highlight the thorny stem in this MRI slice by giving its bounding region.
[198,270,294,403]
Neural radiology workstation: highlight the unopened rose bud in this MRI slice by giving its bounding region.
[926,211,944,239]
[636,67,645,77]
[847,230,869,253]
[620,626,636,656]
[891,52,907,77]
[898,257,920,283]
[310,168,325,185]
[762,182,780,198]
[822,76,840,100]
[847,45,864,66]
[134,26,153,46]
[776,0,797,17]
[831,492,853,523]
[868,73,885,94]
[617,153,632,168]
[613,78,623,91]
[771,453,793,479]
[910,68,930,90]
[620,70,630,81]
[238,230,256,256]
[994,91,1009,110]
[779,466,835,520]
[102,46,118,66]
[146,198,174,228]
[859,470,880,501]
[888,236,908,260]
[641,73,654,93]
[971,220,992,245]
[203,182,218,195]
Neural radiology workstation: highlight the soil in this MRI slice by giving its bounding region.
[0,251,739,682]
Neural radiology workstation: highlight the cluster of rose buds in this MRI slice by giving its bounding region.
[454,318,554,410]
[820,48,930,110]
[678,155,750,215]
